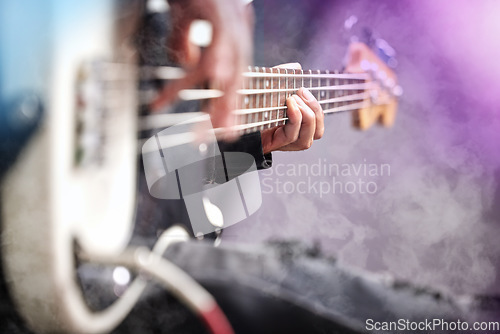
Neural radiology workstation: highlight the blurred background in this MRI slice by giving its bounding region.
[224,0,500,297]
[1,0,500,332]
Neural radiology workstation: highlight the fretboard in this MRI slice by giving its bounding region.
[235,66,370,134]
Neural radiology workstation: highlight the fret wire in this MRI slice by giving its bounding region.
[357,75,361,116]
[269,68,273,128]
[269,67,273,128]
[260,67,264,131]
[259,66,264,132]
[251,66,255,133]
[262,67,266,129]
[245,66,251,133]
[286,68,292,125]
[325,70,331,110]
[262,67,268,129]
[287,68,293,101]
[238,78,242,130]
[315,70,322,101]
[321,70,331,109]
[253,66,258,133]
[342,72,346,109]
[344,77,348,108]
[251,67,255,133]
[261,67,271,129]
[334,70,339,111]
[277,68,281,127]
[300,69,304,90]
[242,68,247,132]
[329,71,333,111]
[309,69,313,95]
[342,76,347,109]
[276,68,281,126]
[314,69,319,100]
[268,67,273,129]
[296,69,301,95]
[250,66,255,133]
[246,66,251,134]
[255,66,260,132]
[243,66,248,134]
[279,68,283,126]
[277,68,280,123]
[317,70,323,102]
[285,68,289,98]
[340,72,344,108]
[261,67,266,129]
[283,68,288,126]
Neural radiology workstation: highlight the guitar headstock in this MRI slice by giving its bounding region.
[345,42,402,130]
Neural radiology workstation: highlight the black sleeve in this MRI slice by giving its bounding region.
[218,131,272,170]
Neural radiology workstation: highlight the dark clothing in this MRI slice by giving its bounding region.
[218,132,273,171]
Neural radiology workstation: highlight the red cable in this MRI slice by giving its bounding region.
[199,304,235,334]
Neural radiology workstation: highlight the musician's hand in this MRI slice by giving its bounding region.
[261,63,324,154]
[153,0,253,130]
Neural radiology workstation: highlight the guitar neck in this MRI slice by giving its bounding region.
[235,66,371,134]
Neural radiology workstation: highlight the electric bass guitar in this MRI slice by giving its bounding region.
[0,1,400,333]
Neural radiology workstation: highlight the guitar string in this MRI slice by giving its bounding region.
[138,84,372,107]
[241,72,369,80]
[236,83,372,95]
[139,65,370,81]
[139,102,369,154]
[97,64,379,140]
[233,92,367,115]
[102,64,370,82]
[138,92,369,131]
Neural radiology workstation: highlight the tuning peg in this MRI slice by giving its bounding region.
[344,15,358,31]
[342,15,398,69]
[376,70,387,81]
[384,77,395,89]
[375,38,398,68]
[392,85,403,97]
[360,60,371,71]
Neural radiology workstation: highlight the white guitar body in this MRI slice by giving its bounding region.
[1,1,140,332]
